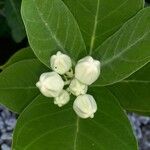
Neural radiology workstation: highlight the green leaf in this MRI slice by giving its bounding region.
[93,8,150,86]
[107,63,150,114]
[0,59,48,113]
[21,0,87,67]
[63,0,143,52]
[0,15,9,37]
[4,0,26,43]
[12,88,137,150]
[1,47,35,69]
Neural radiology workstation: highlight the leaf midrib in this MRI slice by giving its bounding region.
[102,31,150,66]
[89,0,100,55]
[121,79,150,84]
[32,0,67,54]
[92,79,150,87]
[73,117,79,150]
[15,108,132,150]
[15,107,80,150]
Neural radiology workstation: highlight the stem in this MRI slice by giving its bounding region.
[65,68,74,78]
[64,80,71,85]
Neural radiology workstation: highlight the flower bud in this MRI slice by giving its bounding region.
[73,94,97,119]
[75,56,100,85]
[36,72,64,97]
[50,51,72,75]
[69,78,88,96]
[54,90,70,107]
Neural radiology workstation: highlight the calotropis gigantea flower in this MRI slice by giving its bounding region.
[75,56,100,85]
[73,94,97,119]
[54,90,70,107]
[36,72,64,97]
[50,51,72,75]
[69,78,88,96]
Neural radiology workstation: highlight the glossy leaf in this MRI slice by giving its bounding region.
[12,87,137,150]
[93,8,150,86]
[2,47,35,69]
[5,0,26,42]
[107,63,150,114]
[21,0,87,67]
[63,0,143,52]
[0,59,48,113]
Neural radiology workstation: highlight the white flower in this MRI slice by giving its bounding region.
[69,78,88,96]
[50,51,72,75]
[54,90,70,107]
[36,72,64,97]
[73,94,97,119]
[75,56,100,85]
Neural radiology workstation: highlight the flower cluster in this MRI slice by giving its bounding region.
[36,51,101,119]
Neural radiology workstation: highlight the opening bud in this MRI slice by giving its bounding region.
[75,56,100,85]
[69,78,88,96]
[73,94,97,119]
[54,90,70,107]
[36,72,64,97]
[50,51,72,75]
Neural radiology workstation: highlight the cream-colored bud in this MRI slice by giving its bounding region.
[69,78,88,96]
[50,51,72,75]
[75,56,100,85]
[73,94,97,119]
[36,72,64,97]
[54,90,70,107]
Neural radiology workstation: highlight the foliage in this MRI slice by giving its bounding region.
[0,0,26,42]
[0,0,150,149]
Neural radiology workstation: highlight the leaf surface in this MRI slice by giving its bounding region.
[107,63,150,114]
[63,0,143,52]
[93,8,150,86]
[12,88,137,150]
[21,0,87,67]
[1,47,35,69]
[0,59,48,113]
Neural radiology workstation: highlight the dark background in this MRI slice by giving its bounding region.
[0,19,27,66]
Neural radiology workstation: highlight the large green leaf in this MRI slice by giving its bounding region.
[0,59,48,113]
[93,8,150,86]
[107,63,150,114]
[21,0,87,67]
[12,87,137,150]
[63,0,143,53]
[5,0,26,42]
[1,47,35,69]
